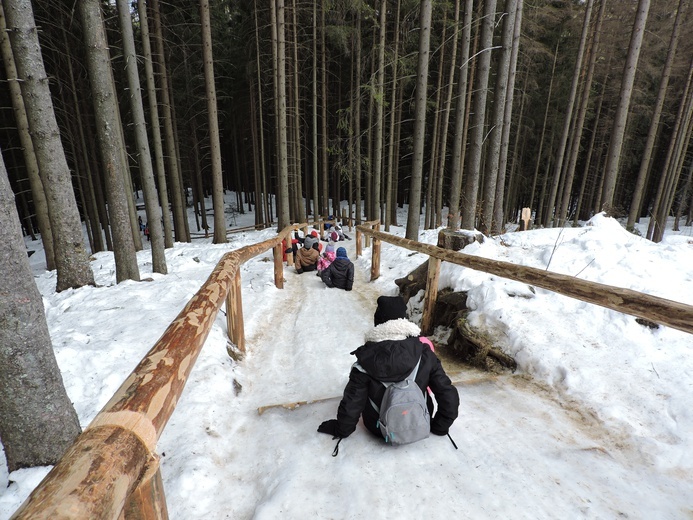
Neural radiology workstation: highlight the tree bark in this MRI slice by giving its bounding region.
[461,0,497,230]
[273,0,290,228]
[137,0,173,249]
[150,0,188,242]
[0,149,81,472]
[4,0,95,291]
[79,0,140,283]
[372,0,386,224]
[117,0,167,274]
[556,0,605,227]
[480,0,517,235]
[626,0,687,230]
[0,3,55,270]
[600,0,651,210]
[492,0,523,234]
[405,0,433,240]
[200,0,227,244]
[435,0,461,229]
[447,0,473,230]
[544,0,593,227]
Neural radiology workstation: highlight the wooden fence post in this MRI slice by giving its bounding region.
[273,243,284,289]
[356,229,362,258]
[371,238,381,281]
[226,269,245,352]
[421,257,441,335]
[124,458,169,520]
[521,207,531,231]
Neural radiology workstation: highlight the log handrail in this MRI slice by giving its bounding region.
[10,223,303,519]
[16,219,691,518]
[356,225,693,335]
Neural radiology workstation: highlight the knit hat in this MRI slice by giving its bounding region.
[336,247,348,259]
[325,243,335,254]
[304,236,316,250]
[373,295,407,326]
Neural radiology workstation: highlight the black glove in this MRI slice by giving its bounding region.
[318,419,340,438]
[430,426,447,436]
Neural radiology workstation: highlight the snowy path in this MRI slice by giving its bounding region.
[155,237,687,519]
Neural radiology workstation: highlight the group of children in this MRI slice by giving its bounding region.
[288,225,354,291]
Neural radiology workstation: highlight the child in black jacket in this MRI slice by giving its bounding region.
[318,295,459,440]
[319,247,354,291]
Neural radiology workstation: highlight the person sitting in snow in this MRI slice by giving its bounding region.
[319,246,354,291]
[294,235,320,274]
[333,223,351,241]
[317,243,337,274]
[317,295,459,441]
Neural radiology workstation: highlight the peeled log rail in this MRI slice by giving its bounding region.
[356,225,693,335]
[11,227,296,519]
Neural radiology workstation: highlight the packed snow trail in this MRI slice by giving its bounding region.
[154,236,686,519]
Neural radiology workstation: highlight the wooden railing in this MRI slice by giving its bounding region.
[15,220,692,518]
[355,224,693,336]
[9,222,315,519]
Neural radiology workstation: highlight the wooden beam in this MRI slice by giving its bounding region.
[124,460,169,520]
[273,243,284,289]
[371,238,381,281]
[421,257,441,335]
[12,228,295,518]
[356,226,693,335]
[11,426,149,519]
[226,268,245,352]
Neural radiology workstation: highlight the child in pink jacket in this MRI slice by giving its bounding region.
[317,243,336,273]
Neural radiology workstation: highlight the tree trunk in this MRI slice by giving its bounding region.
[79,0,140,284]
[292,0,305,220]
[253,1,269,226]
[150,0,188,242]
[425,5,447,231]
[0,3,55,269]
[4,0,95,291]
[312,0,319,218]
[320,1,329,218]
[384,0,402,231]
[199,0,227,244]
[273,0,290,228]
[492,0,523,234]
[626,0,687,230]
[544,0,593,228]
[600,0,651,210]
[447,0,473,230]
[461,0,497,230]
[354,8,362,224]
[117,0,167,274]
[372,0,386,224]
[61,28,105,254]
[0,149,81,472]
[480,0,517,235]
[405,0,433,240]
[556,0,605,227]
[529,40,559,219]
[435,0,461,229]
[646,56,693,240]
[137,0,173,248]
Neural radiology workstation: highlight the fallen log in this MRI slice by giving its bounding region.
[256,375,498,415]
[448,313,517,372]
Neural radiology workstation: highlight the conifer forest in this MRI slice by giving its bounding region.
[2,0,693,284]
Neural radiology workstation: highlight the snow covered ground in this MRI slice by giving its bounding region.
[2,198,692,519]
